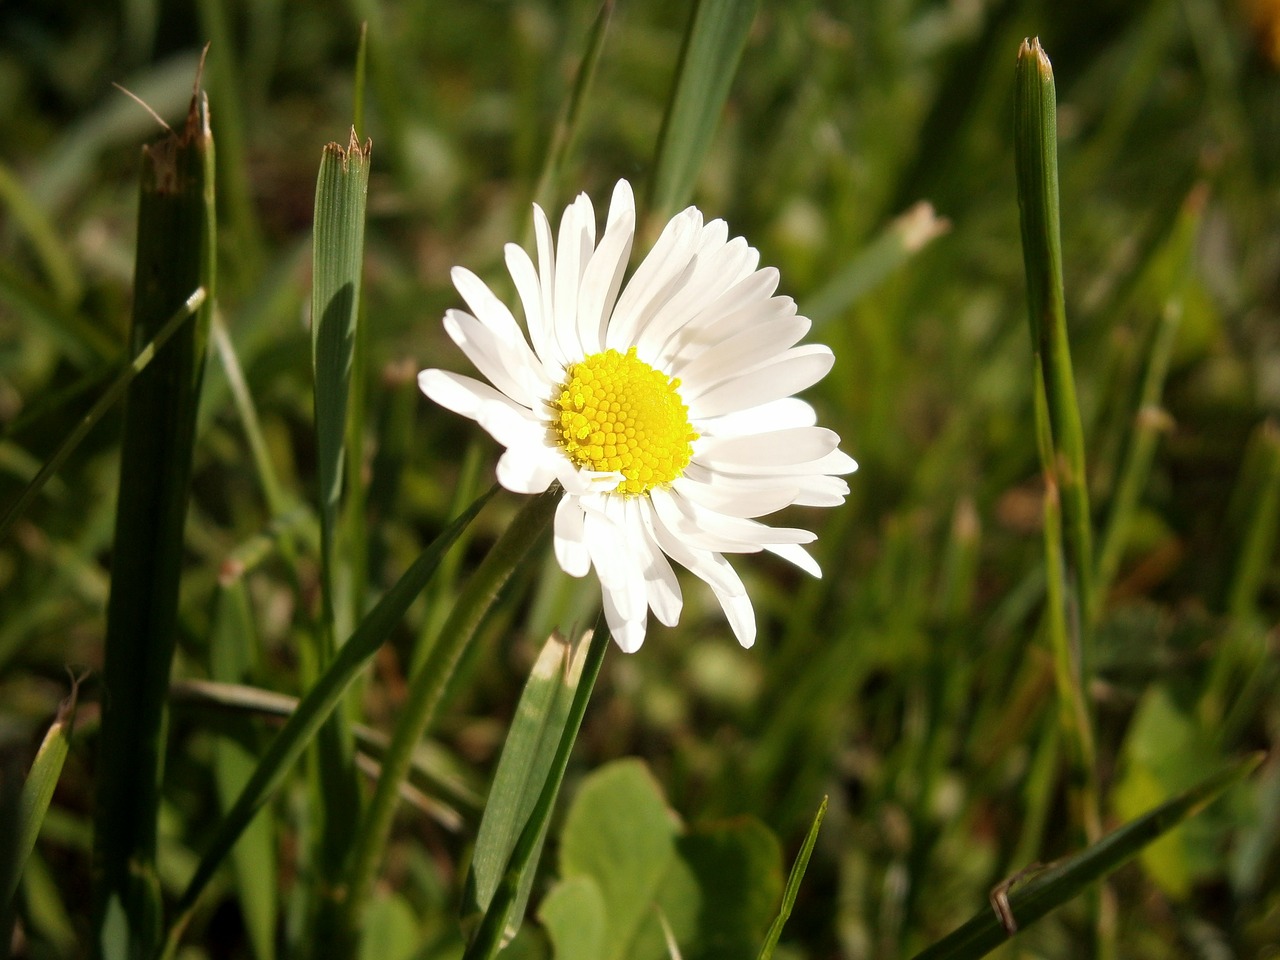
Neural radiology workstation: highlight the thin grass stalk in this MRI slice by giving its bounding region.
[91,85,215,960]
[341,489,560,946]
[1014,39,1095,649]
[1016,38,1108,957]
[529,0,614,217]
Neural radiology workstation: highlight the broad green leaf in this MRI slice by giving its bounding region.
[538,876,607,960]
[358,892,419,960]
[910,754,1262,960]
[559,759,680,960]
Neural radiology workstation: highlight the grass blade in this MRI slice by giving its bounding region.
[161,485,496,955]
[756,795,827,960]
[91,82,215,960]
[309,130,372,905]
[2,680,79,909]
[462,619,610,960]
[461,629,598,944]
[910,754,1263,960]
[342,489,559,944]
[0,288,206,544]
[647,0,760,221]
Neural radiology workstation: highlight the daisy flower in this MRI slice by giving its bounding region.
[419,181,856,652]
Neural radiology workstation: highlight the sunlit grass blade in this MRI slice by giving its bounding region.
[805,203,950,329]
[91,83,215,960]
[647,0,759,222]
[0,288,206,544]
[2,680,79,910]
[461,629,598,944]
[160,485,496,956]
[342,490,560,943]
[756,795,827,960]
[530,0,615,215]
[462,620,610,960]
[910,754,1263,960]
[309,129,372,902]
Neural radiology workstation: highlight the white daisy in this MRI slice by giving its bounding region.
[419,180,856,652]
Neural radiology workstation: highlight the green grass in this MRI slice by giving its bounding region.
[1,1,1278,958]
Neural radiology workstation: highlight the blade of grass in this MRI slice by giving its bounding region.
[308,129,372,906]
[756,795,827,960]
[90,82,215,960]
[460,629,597,944]
[647,0,760,222]
[341,489,560,945]
[805,203,950,329]
[2,679,80,910]
[910,754,1263,960]
[0,160,82,308]
[160,485,496,956]
[0,288,206,543]
[529,0,615,216]
[462,618,610,960]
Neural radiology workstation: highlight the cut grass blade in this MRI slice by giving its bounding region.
[161,485,496,955]
[91,81,215,960]
[647,0,760,222]
[756,795,827,960]
[309,129,372,902]
[462,619,610,960]
[910,754,1263,960]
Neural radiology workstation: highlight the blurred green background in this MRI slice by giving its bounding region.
[1,0,1278,957]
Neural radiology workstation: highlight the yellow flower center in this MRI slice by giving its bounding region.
[552,347,698,495]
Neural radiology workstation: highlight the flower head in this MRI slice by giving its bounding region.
[420,181,856,652]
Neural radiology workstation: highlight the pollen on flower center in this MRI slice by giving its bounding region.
[552,347,698,495]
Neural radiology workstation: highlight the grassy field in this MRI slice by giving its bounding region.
[1,1,1278,958]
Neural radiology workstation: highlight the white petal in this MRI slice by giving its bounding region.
[699,397,818,437]
[442,309,547,410]
[606,209,703,351]
[451,266,526,346]
[628,498,682,627]
[553,193,596,361]
[672,473,800,518]
[713,585,757,648]
[505,241,563,380]
[585,504,648,652]
[686,345,835,419]
[792,474,851,507]
[670,315,810,388]
[496,444,561,494]
[531,204,566,370]
[695,427,841,470]
[575,181,635,354]
[764,542,822,578]
[553,495,590,577]
[418,369,539,448]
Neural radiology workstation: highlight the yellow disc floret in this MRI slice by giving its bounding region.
[553,347,698,495]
